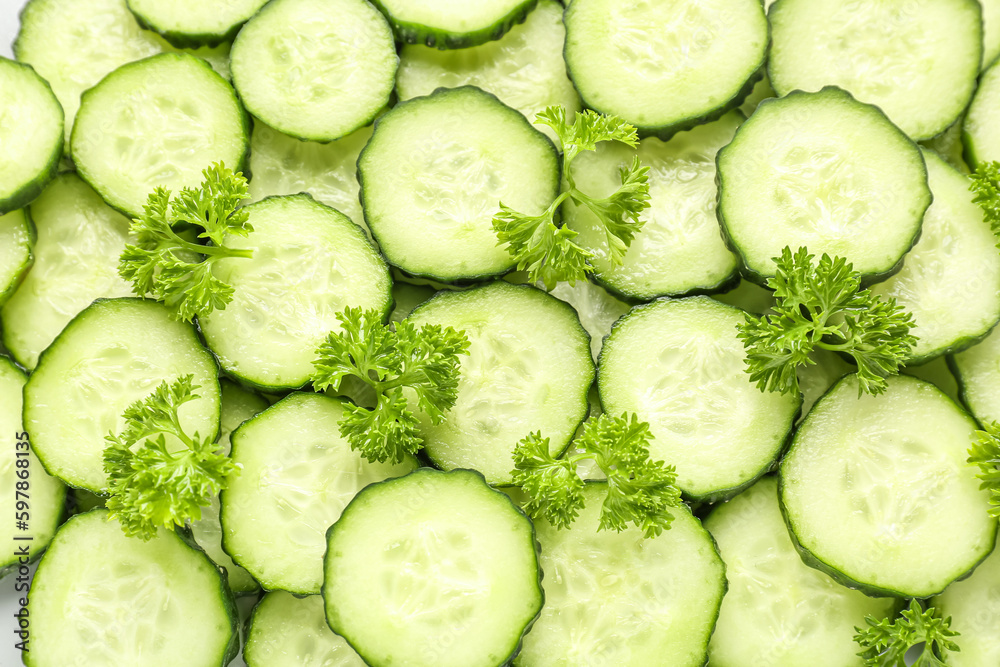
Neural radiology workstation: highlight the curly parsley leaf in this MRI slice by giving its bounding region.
[970,421,1000,518]
[118,162,253,322]
[737,246,916,397]
[969,160,1000,246]
[313,307,470,464]
[103,375,239,541]
[854,599,960,667]
[511,412,682,538]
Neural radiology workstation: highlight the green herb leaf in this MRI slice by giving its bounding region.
[854,599,960,667]
[970,421,1000,518]
[969,160,1000,246]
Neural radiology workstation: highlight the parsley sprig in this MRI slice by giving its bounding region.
[493,107,651,289]
[119,162,253,322]
[312,307,470,464]
[854,599,960,667]
[970,421,1000,518]
[737,246,916,397]
[103,375,239,541]
[512,412,682,538]
[969,160,1000,246]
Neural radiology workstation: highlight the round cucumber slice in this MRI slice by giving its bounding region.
[933,544,1000,666]
[230,0,396,142]
[964,58,1000,165]
[0,209,33,307]
[126,0,269,47]
[23,298,221,493]
[370,0,537,48]
[244,592,365,667]
[71,52,249,219]
[323,468,543,667]
[985,0,1000,70]
[951,326,1000,425]
[780,374,997,598]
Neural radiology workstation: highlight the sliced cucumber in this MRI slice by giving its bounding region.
[26,510,238,667]
[780,374,997,598]
[244,592,365,667]
[396,0,580,144]
[222,393,417,595]
[933,544,1000,666]
[563,0,767,138]
[248,121,373,230]
[563,112,741,301]
[359,86,560,282]
[963,58,1000,165]
[717,87,930,284]
[706,477,897,666]
[230,0,396,142]
[0,209,33,306]
[951,326,1000,424]
[0,357,65,578]
[0,57,63,214]
[871,150,1000,363]
[71,52,249,219]
[598,297,800,501]
[516,483,725,667]
[323,468,543,667]
[23,298,221,493]
[199,194,392,391]
[985,0,1000,69]
[126,0,268,47]
[370,0,537,48]
[547,279,630,362]
[1,174,133,370]
[768,0,982,140]
[407,282,594,485]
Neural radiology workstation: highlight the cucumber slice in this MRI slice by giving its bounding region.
[198,195,392,391]
[933,544,1000,666]
[248,121,373,230]
[871,150,1000,363]
[0,57,63,215]
[26,510,238,667]
[717,87,930,284]
[14,0,164,146]
[323,468,543,667]
[1,174,133,370]
[780,374,997,598]
[23,298,221,493]
[951,326,1000,424]
[0,357,66,578]
[71,52,249,219]
[244,592,365,667]
[768,0,982,140]
[396,0,580,144]
[370,0,537,48]
[188,380,267,595]
[516,483,725,667]
[963,58,1000,165]
[0,209,33,306]
[985,0,1000,69]
[598,297,801,501]
[564,112,741,301]
[706,477,897,666]
[359,86,560,282]
[126,0,268,47]
[407,282,594,485]
[563,0,767,138]
[230,0,396,142]
[547,279,630,362]
[222,393,417,594]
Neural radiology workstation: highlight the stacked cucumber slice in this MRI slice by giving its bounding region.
[3,0,1000,666]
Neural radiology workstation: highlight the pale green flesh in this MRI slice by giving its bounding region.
[199,195,392,390]
[547,279,630,362]
[711,279,774,315]
[565,113,741,300]
[360,86,559,281]
[27,511,234,667]
[952,326,1000,424]
[23,298,221,492]
[222,393,416,594]
[564,0,766,131]
[768,0,981,140]
[71,53,248,219]
[718,88,929,280]
[0,58,61,207]
[706,477,896,666]
[396,0,581,145]
[933,545,1000,666]
[599,297,800,500]
[902,356,962,405]
[377,0,527,32]
[0,358,65,571]
[964,59,1000,165]
[985,0,1000,69]
[389,282,436,323]
[230,0,396,142]
[0,209,32,304]
[324,469,542,667]
[871,150,1000,362]
[127,0,268,38]
[517,484,725,667]
[245,593,365,667]
[781,375,996,597]
[1,175,133,370]
[248,121,372,230]
[738,72,775,117]
[408,282,594,485]
[796,350,853,423]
